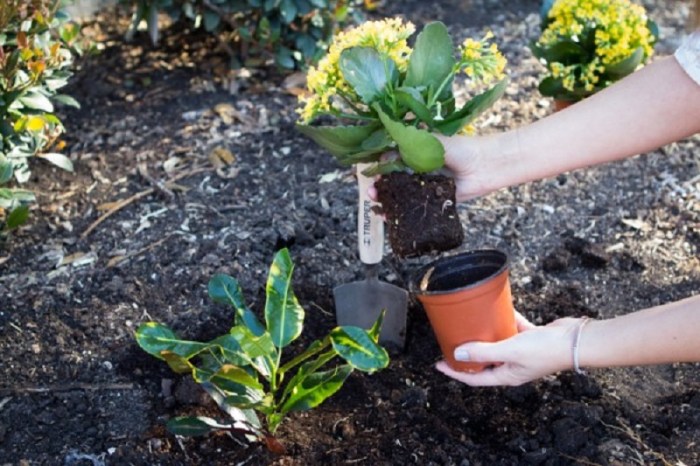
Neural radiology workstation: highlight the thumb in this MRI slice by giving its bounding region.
[454,339,518,365]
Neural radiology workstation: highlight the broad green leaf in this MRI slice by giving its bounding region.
[279,350,337,404]
[6,205,29,230]
[53,94,80,108]
[208,274,265,336]
[207,334,251,367]
[435,78,507,135]
[361,129,392,151]
[37,153,74,172]
[203,11,220,31]
[530,39,586,65]
[276,46,295,69]
[281,365,353,414]
[404,21,455,98]
[335,149,386,166]
[160,350,195,374]
[135,322,208,360]
[604,47,643,79]
[224,392,272,411]
[18,92,53,112]
[339,47,398,105]
[213,364,263,391]
[0,159,14,184]
[229,326,276,359]
[280,0,297,23]
[296,123,380,160]
[375,106,444,173]
[166,416,230,437]
[395,88,434,126]
[265,248,304,348]
[330,326,389,372]
[537,76,566,98]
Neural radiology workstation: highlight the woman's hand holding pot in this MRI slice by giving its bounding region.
[435,313,586,387]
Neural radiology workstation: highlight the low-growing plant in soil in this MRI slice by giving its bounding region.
[135,248,389,453]
[296,18,508,257]
[121,0,366,69]
[0,0,87,228]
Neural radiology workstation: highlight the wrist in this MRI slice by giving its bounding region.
[478,129,523,193]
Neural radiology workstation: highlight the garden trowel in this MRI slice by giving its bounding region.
[333,163,408,350]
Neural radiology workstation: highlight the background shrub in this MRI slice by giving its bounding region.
[122,0,366,69]
[0,0,86,230]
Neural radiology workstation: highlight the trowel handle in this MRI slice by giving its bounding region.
[356,163,383,265]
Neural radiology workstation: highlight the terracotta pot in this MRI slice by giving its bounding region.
[553,99,574,111]
[411,249,517,372]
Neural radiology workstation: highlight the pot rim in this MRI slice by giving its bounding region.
[411,248,509,297]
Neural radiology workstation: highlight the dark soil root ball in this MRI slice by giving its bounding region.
[375,172,464,258]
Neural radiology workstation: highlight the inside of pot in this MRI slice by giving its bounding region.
[420,250,507,293]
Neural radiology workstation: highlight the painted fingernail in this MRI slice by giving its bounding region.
[454,348,470,361]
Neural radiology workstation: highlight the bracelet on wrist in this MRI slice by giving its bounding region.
[572,317,591,375]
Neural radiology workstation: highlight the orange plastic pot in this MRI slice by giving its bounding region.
[553,99,574,111]
[411,249,517,372]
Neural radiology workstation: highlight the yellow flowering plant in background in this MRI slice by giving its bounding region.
[296,18,507,174]
[531,0,658,103]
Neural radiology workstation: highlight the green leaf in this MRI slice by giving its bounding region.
[159,350,195,374]
[530,39,585,64]
[229,326,276,359]
[166,416,230,437]
[330,326,389,372]
[603,47,643,80]
[360,129,392,151]
[265,248,304,348]
[368,309,384,343]
[395,88,434,126]
[404,21,455,98]
[375,106,444,173]
[6,204,29,230]
[18,92,54,112]
[53,94,80,108]
[37,153,74,172]
[207,334,253,367]
[276,46,295,69]
[280,365,353,414]
[296,123,381,160]
[435,78,507,135]
[537,76,565,98]
[280,0,298,23]
[203,11,220,31]
[0,160,14,184]
[208,274,265,336]
[279,338,329,374]
[135,322,208,360]
[212,364,263,391]
[339,47,398,105]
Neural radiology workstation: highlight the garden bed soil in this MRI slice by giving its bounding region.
[1,1,699,465]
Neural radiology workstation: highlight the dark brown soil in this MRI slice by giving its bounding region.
[1,1,699,465]
[376,172,464,257]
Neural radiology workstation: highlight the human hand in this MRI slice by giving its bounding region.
[366,134,501,203]
[435,313,586,386]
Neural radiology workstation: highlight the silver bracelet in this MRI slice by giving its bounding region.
[572,317,591,375]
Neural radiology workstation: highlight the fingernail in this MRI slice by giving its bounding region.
[454,347,470,361]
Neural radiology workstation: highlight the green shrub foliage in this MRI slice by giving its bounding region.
[0,0,84,229]
[123,0,365,69]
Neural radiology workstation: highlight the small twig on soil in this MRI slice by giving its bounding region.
[557,453,602,466]
[602,417,675,466]
[309,301,333,317]
[107,233,175,268]
[138,163,175,200]
[80,166,211,240]
[0,382,134,396]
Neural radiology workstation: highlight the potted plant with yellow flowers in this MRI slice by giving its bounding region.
[532,0,658,110]
[296,18,507,257]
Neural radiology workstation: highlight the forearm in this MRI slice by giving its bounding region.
[579,294,700,369]
[478,57,700,191]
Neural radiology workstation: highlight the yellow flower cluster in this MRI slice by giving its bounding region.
[459,31,507,84]
[298,18,415,123]
[538,0,654,92]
